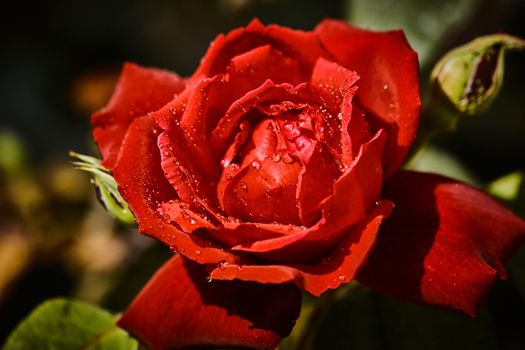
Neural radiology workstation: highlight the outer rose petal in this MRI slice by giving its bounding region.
[113,115,237,265]
[119,255,301,350]
[194,18,329,79]
[315,19,420,177]
[357,171,525,315]
[92,63,185,169]
[211,200,393,296]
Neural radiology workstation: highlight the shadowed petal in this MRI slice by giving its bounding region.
[357,170,525,315]
[119,255,302,350]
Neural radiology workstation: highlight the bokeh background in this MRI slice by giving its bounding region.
[1,0,524,349]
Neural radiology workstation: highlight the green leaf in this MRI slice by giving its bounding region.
[70,151,135,225]
[2,298,138,350]
[345,0,481,66]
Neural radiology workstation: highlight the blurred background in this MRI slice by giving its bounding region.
[0,0,524,349]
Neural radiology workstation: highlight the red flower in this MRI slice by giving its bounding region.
[92,19,525,349]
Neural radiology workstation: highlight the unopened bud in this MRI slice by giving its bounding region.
[431,34,525,116]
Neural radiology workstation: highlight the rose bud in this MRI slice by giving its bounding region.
[431,34,525,117]
[91,20,525,349]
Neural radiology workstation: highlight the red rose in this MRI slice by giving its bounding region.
[92,19,525,349]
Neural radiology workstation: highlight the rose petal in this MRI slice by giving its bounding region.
[194,18,328,79]
[221,149,303,225]
[119,254,302,350]
[113,116,237,264]
[227,44,304,92]
[297,142,341,226]
[158,131,221,213]
[92,63,185,169]
[232,129,386,263]
[357,170,525,315]
[208,220,299,248]
[315,19,420,177]
[311,58,362,167]
[157,200,216,234]
[210,200,393,296]
[310,57,359,110]
[211,81,299,154]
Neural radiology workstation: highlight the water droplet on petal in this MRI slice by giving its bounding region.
[270,153,281,162]
[282,153,294,164]
[236,265,244,271]
[225,173,232,180]
[195,249,201,255]
[189,218,197,225]
[239,181,248,191]
[338,274,345,282]
[251,161,261,170]
[283,122,294,132]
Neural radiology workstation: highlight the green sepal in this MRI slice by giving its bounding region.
[70,151,135,225]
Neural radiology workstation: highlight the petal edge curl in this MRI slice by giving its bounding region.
[357,170,525,315]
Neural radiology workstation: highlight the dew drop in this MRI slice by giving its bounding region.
[239,181,248,191]
[206,276,213,283]
[283,122,294,132]
[195,249,201,255]
[338,274,345,282]
[218,261,229,270]
[225,173,232,180]
[383,84,389,90]
[282,153,294,164]
[251,161,261,170]
[270,153,281,162]
[189,218,197,225]
[236,265,244,271]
